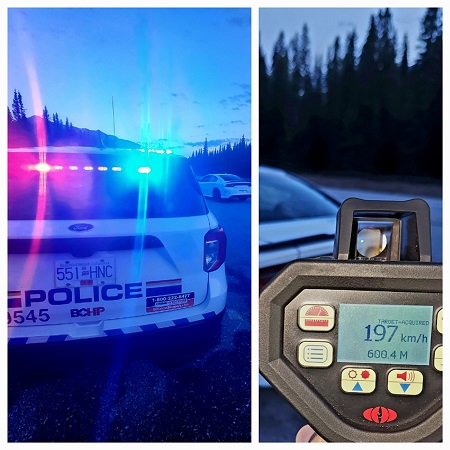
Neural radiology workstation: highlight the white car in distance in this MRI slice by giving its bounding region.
[199,174,251,201]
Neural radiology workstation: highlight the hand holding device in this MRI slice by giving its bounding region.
[259,198,442,442]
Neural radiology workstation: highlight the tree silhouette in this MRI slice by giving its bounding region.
[325,37,342,120]
[376,9,398,114]
[8,107,13,126]
[43,106,50,122]
[11,90,26,121]
[271,32,290,123]
[341,30,358,124]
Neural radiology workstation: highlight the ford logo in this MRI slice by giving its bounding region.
[68,223,94,232]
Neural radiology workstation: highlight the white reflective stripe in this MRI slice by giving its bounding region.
[64,335,77,341]
[120,326,144,335]
[156,321,176,329]
[8,311,219,344]
[27,336,52,344]
[188,314,204,323]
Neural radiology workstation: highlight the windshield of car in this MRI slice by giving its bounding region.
[259,169,338,222]
[8,151,207,220]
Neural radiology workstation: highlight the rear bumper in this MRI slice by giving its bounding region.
[222,189,251,199]
[8,267,227,345]
[228,194,250,200]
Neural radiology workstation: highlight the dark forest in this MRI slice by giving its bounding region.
[188,136,251,179]
[259,8,442,182]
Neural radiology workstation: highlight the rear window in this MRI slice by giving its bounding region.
[221,174,243,181]
[259,169,338,222]
[8,151,207,220]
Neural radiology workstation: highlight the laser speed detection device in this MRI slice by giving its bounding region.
[259,198,442,442]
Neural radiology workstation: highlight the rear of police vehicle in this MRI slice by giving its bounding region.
[8,147,227,344]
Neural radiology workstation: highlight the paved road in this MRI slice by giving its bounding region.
[8,198,251,443]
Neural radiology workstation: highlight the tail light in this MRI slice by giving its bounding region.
[204,226,227,272]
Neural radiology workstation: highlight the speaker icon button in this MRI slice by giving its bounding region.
[387,369,424,395]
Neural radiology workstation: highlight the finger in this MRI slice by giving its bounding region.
[296,425,326,443]
[296,425,316,442]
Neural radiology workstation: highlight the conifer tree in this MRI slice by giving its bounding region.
[358,15,379,111]
[8,107,13,125]
[17,91,26,119]
[376,8,398,113]
[259,46,270,113]
[325,37,342,118]
[341,30,358,123]
[12,90,21,121]
[271,32,290,118]
[43,106,50,122]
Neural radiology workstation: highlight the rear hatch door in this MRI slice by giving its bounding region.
[8,149,211,325]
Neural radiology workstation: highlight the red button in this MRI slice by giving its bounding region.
[363,406,397,423]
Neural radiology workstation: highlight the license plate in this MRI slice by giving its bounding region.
[55,258,115,288]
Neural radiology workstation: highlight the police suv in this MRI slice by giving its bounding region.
[8,147,227,344]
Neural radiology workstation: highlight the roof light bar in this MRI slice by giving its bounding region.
[27,162,151,173]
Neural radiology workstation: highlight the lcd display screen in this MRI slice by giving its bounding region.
[337,304,433,365]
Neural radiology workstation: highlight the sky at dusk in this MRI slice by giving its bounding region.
[260,7,429,68]
[8,8,251,157]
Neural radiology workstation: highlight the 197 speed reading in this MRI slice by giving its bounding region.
[365,324,398,342]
